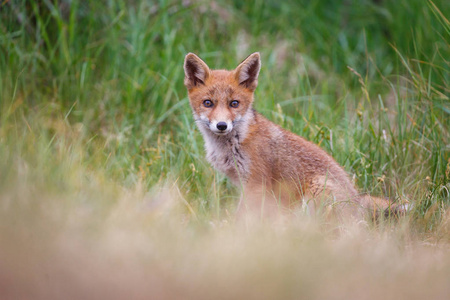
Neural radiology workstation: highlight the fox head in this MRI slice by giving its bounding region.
[183,52,261,136]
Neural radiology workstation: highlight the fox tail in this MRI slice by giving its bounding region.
[360,195,413,219]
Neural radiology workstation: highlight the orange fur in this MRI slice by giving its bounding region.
[184,52,401,221]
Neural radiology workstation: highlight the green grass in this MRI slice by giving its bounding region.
[1,0,449,298]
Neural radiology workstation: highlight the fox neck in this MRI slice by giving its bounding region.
[196,108,255,185]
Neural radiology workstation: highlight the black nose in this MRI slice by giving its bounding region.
[216,122,228,131]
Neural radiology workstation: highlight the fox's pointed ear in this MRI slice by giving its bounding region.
[184,53,210,89]
[234,52,261,91]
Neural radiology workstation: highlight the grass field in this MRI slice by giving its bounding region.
[1,0,449,299]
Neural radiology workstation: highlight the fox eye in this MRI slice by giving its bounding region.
[203,100,213,107]
[230,100,239,108]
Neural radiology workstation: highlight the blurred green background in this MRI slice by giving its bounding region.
[1,0,449,223]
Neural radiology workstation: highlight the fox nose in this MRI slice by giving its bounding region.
[216,122,228,131]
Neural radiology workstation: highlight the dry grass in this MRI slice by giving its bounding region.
[1,178,449,299]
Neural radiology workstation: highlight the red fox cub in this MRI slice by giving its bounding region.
[184,52,402,220]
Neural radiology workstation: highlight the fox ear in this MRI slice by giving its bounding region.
[184,53,210,89]
[234,52,261,91]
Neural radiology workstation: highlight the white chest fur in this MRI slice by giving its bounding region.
[200,128,250,185]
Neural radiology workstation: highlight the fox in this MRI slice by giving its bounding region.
[183,52,406,220]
